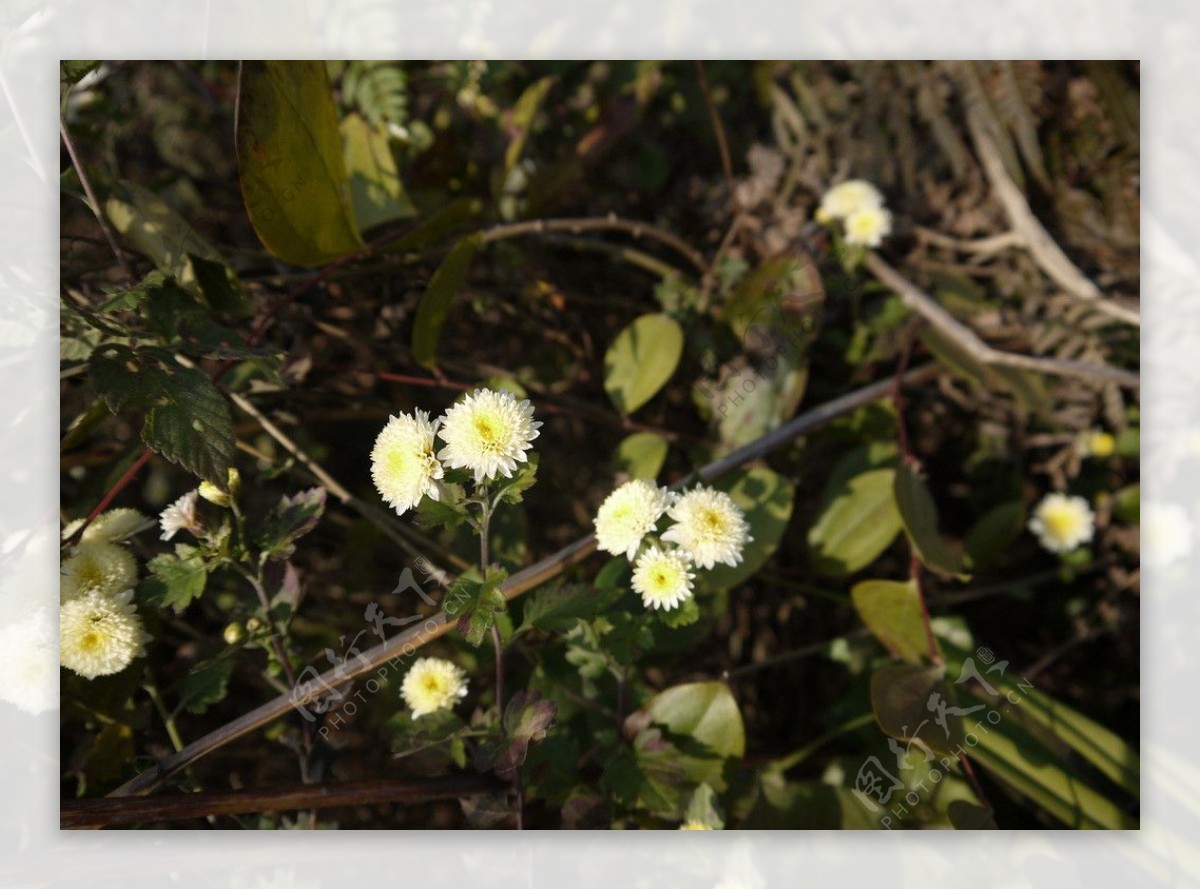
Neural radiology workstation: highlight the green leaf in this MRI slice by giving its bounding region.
[340,112,417,232]
[411,234,483,369]
[807,468,902,577]
[702,466,795,590]
[89,344,234,482]
[603,313,684,415]
[236,61,364,266]
[103,180,224,299]
[614,432,669,481]
[964,501,1027,571]
[176,658,234,714]
[683,782,724,829]
[188,254,253,317]
[947,800,997,829]
[657,596,700,628]
[477,690,558,781]
[445,566,508,647]
[642,681,745,788]
[869,662,963,757]
[504,76,555,174]
[140,545,208,612]
[894,464,968,578]
[258,487,327,560]
[958,689,1137,829]
[495,453,539,505]
[851,579,935,664]
[517,583,622,635]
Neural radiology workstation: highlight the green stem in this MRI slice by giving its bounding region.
[144,678,186,754]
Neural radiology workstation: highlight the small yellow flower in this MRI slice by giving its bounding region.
[61,540,137,603]
[817,179,884,222]
[60,589,150,679]
[1079,429,1116,459]
[371,410,444,515]
[662,487,752,569]
[843,205,893,248]
[594,479,674,560]
[437,388,541,484]
[631,546,696,612]
[401,657,469,718]
[1028,493,1095,554]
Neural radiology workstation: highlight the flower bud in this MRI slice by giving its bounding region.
[198,481,231,507]
[223,622,246,646]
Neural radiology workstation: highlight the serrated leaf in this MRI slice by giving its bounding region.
[894,464,967,578]
[702,466,796,591]
[89,344,233,482]
[140,546,208,612]
[603,313,683,415]
[657,596,701,628]
[236,61,364,266]
[807,468,903,577]
[869,662,963,757]
[851,578,935,664]
[495,452,538,505]
[445,566,507,647]
[517,583,622,635]
[411,234,483,369]
[614,431,669,480]
[259,487,327,560]
[176,658,234,714]
[341,112,417,232]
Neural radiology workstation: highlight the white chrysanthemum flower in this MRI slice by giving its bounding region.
[0,609,58,714]
[816,179,884,222]
[401,657,469,718]
[78,507,151,544]
[160,490,201,541]
[662,487,753,569]
[843,205,893,248]
[594,479,674,560]
[60,540,137,603]
[60,589,150,679]
[1142,502,1193,569]
[437,388,541,484]
[1077,429,1116,459]
[631,546,696,611]
[371,410,445,515]
[1028,492,1095,554]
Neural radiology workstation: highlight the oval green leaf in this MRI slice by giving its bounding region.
[807,467,902,577]
[701,466,795,591]
[341,111,417,233]
[869,662,963,757]
[236,61,363,266]
[851,578,936,664]
[603,313,683,415]
[894,464,968,579]
[644,681,745,786]
[614,431,669,480]
[411,234,483,369]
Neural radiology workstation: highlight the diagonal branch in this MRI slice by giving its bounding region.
[949,61,1140,327]
[865,252,1139,390]
[108,365,939,798]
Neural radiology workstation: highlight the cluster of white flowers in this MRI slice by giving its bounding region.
[815,178,892,248]
[1028,492,1096,554]
[594,479,751,612]
[372,388,542,515]
[59,509,151,679]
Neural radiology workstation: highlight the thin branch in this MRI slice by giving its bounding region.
[479,215,708,275]
[914,226,1022,258]
[865,252,1139,390]
[63,774,503,829]
[59,118,133,281]
[109,365,940,798]
[949,61,1140,327]
[694,60,735,195]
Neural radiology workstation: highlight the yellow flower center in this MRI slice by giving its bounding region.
[701,508,727,535]
[1043,508,1078,539]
